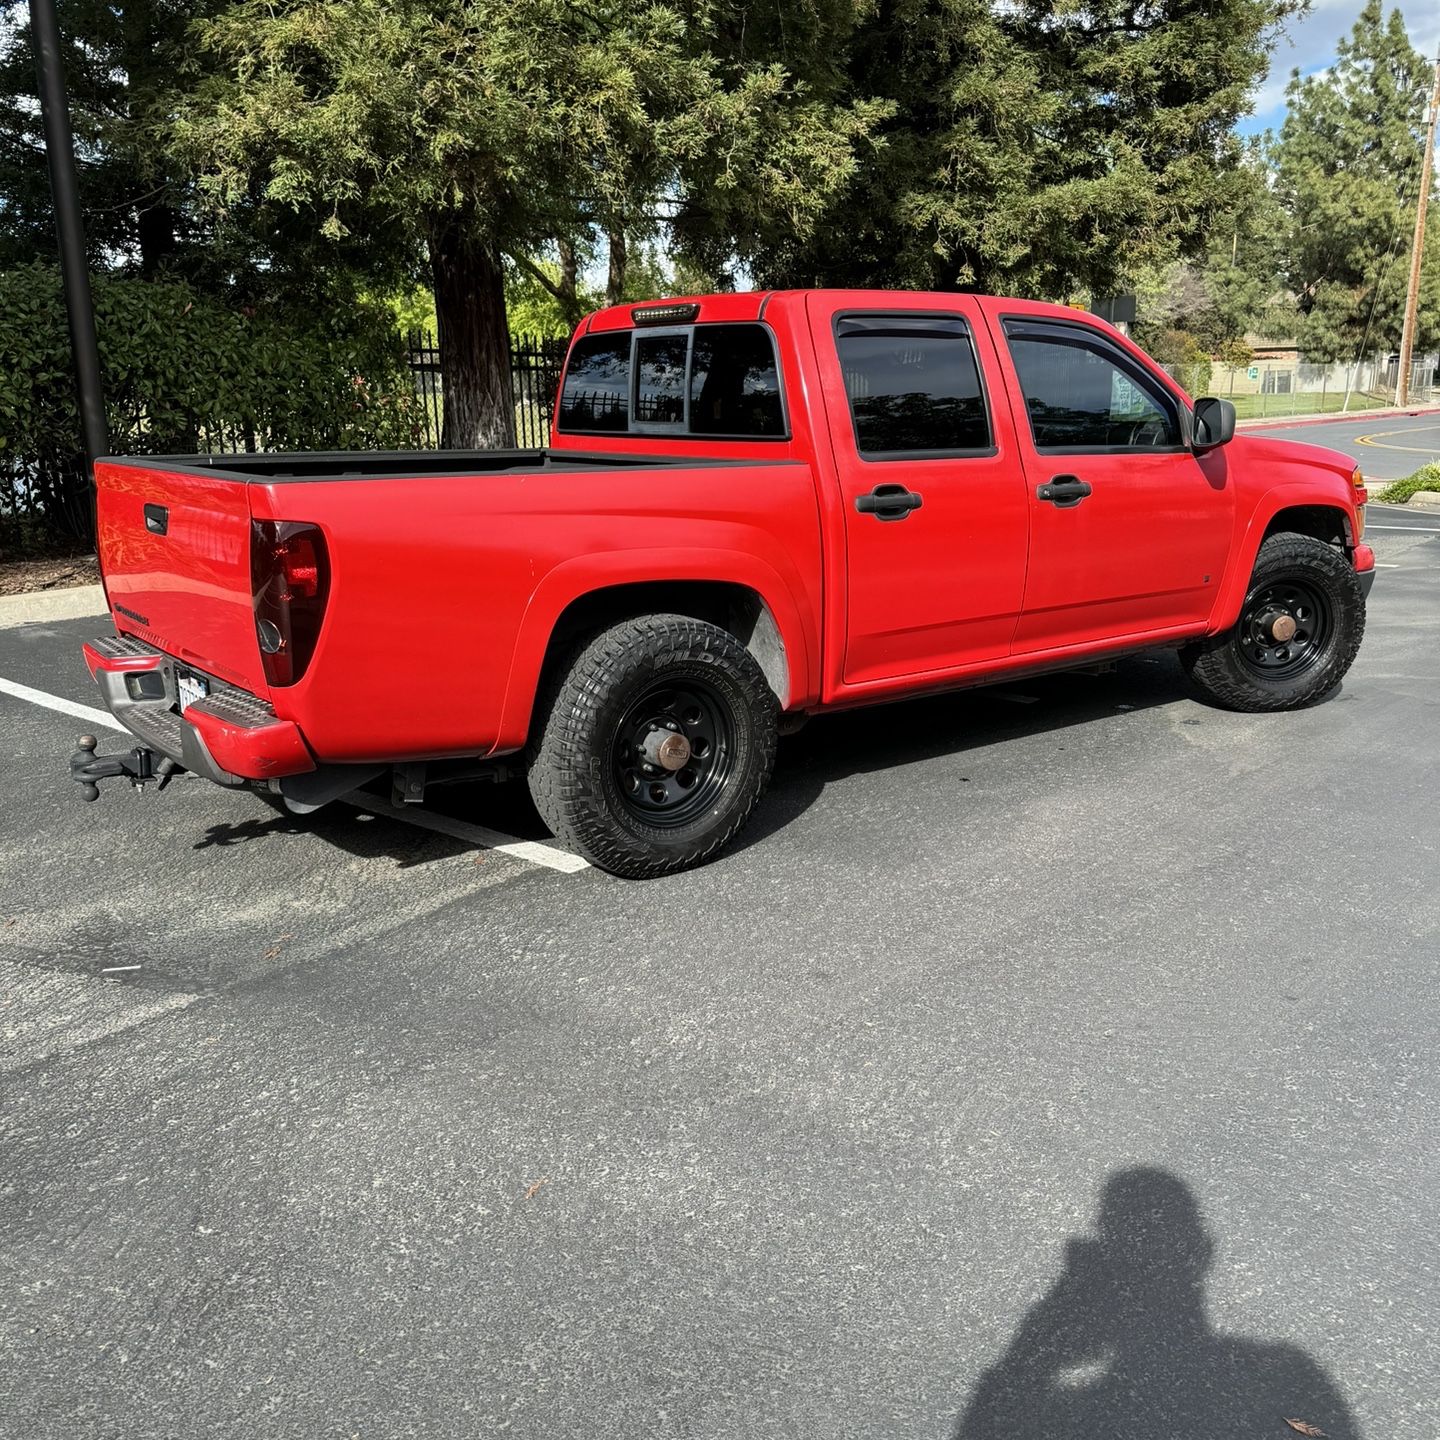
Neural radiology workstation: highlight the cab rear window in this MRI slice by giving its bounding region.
[559,324,785,438]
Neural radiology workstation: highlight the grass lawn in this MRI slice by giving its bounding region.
[1224,390,1383,421]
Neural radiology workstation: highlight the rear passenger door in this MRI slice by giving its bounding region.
[808,295,1031,686]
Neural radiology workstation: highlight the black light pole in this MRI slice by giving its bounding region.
[31,0,108,462]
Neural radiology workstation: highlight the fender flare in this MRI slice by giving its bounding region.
[1210,483,1357,632]
[490,546,819,755]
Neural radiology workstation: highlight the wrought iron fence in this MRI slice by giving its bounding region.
[2,330,574,553]
[402,329,569,449]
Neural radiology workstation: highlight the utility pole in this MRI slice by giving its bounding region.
[31,0,108,461]
[1396,56,1440,409]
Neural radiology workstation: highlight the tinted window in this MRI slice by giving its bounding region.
[836,316,991,455]
[1006,327,1179,449]
[690,325,784,436]
[558,323,788,439]
[558,335,629,432]
[634,333,687,426]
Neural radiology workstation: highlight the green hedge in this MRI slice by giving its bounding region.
[0,265,427,550]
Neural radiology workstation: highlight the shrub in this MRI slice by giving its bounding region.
[1375,463,1440,504]
[0,264,427,550]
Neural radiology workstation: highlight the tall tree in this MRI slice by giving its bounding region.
[721,0,1303,300]
[173,0,880,447]
[0,0,218,272]
[1270,0,1439,364]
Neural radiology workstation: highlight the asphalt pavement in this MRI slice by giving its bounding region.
[2,514,1438,1438]
[1246,409,1440,481]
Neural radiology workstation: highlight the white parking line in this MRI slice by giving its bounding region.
[1366,524,1440,532]
[0,675,125,731]
[342,795,588,874]
[1,674,587,875]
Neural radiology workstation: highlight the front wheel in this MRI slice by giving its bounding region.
[1180,533,1366,712]
[527,615,778,877]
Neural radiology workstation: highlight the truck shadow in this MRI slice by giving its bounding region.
[193,803,477,869]
[950,1165,1358,1439]
[190,653,1342,867]
[735,652,1199,854]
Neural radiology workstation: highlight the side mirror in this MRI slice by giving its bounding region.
[1192,397,1236,451]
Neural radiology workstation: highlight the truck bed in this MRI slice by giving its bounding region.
[103,448,753,482]
[92,447,823,762]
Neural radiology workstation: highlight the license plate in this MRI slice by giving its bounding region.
[177,672,209,712]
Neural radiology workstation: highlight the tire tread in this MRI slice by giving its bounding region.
[1181,533,1365,712]
[528,614,777,877]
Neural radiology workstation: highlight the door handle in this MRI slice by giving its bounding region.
[1036,475,1092,508]
[143,503,169,535]
[855,484,924,522]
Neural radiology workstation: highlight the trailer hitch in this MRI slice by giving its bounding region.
[69,734,181,801]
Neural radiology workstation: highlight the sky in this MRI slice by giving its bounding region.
[1238,0,1440,136]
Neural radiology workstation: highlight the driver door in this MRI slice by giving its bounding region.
[980,305,1235,654]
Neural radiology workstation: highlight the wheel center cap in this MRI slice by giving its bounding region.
[1270,613,1297,643]
[643,729,692,772]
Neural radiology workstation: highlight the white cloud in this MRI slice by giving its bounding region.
[1240,2,1437,134]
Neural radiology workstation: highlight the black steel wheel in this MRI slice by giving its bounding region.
[1235,574,1334,680]
[1181,532,1365,712]
[611,679,737,830]
[528,614,778,877]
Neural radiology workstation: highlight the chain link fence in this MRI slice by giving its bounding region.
[1160,351,1440,419]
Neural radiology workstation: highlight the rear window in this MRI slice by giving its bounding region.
[558,323,785,438]
[557,335,630,432]
[634,334,688,426]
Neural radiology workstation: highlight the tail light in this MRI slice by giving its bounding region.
[1351,467,1367,540]
[250,521,330,686]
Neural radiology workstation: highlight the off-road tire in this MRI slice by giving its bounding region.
[527,614,778,877]
[1180,533,1365,712]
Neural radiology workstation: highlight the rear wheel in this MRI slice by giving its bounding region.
[1180,533,1365,712]
[528,615,778,877]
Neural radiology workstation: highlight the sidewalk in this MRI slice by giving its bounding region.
[0,584,107,629]
[1237,402,1440,431]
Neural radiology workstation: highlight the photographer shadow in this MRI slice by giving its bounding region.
[954,1168,1358,1440]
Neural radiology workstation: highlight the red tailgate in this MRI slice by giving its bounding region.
[94,459,267,695]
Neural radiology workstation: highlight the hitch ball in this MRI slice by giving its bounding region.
[76,736,100,801]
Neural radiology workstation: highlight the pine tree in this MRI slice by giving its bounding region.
[172,0,881,447]
[729,0,1305,300]
[1270,0,1439,363]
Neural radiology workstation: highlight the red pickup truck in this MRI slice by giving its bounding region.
[73,290,1374,876]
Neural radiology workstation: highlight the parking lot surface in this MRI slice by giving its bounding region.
[2,509,1437,1438]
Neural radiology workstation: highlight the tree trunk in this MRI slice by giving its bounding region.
[557,237,578,307]
[429,214,515,449]
[137,201,176,277]
[606,226,627,306]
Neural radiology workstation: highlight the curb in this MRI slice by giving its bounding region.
[0,584,109,629]
[1237,404,1440,432]
[1408,490,1440,510]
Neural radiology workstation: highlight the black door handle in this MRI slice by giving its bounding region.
[143,503,169,535]
[1036,475,1092,508]
[855,484,924,522]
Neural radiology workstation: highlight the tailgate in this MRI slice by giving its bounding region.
[94,459,267,695]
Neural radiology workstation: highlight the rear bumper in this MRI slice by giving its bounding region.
[82,635,315,784]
